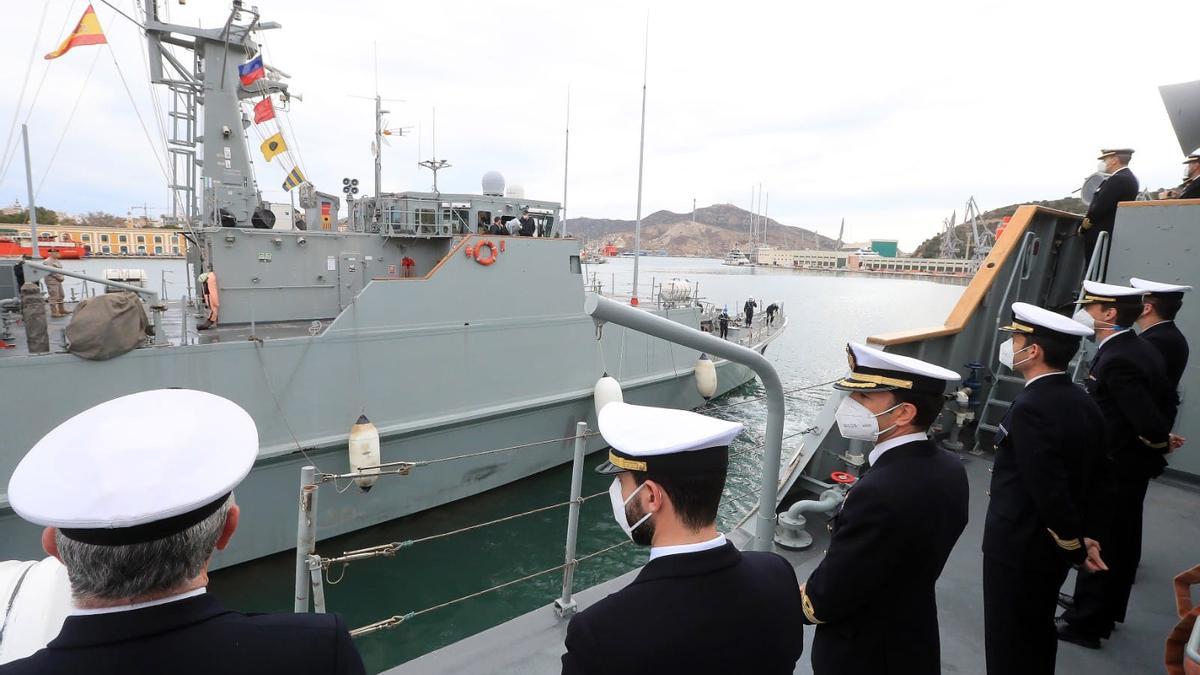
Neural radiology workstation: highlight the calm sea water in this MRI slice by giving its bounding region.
[188,256,963,674]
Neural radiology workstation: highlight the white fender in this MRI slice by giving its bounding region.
[348,414,381,492]
[593,374,624,416]
[694,353,718,400]
[0,558,71,665]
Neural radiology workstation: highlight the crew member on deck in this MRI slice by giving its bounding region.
[1131,277,1191,451]
[42,249,66,318]
[1162,148,1200,199]
[0,389,365,675]
[743,297,757,327]
[560,403,804,675]
[983,303,1109,675]
[800,343,968,675]
[718,306,731,339]
[1058,281,1176,649]
[1080,148,1139,265]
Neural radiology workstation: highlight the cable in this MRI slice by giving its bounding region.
[34,47,103,199]
[0,2,52,191]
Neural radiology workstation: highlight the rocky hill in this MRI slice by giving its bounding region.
[911,196,1087,259]
[567,203,837,258]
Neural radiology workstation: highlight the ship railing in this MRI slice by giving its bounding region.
[286,295,812,640]
[373,198,473,238]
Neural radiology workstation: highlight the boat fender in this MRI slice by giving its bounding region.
[694,353,717,400]
[593,373,623,416]
[348,414,381,492]
[474,240,498,266]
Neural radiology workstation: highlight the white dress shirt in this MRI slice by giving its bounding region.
[1097,328,1130,350]
[649,533,726,562]
[868,431,929,467]
[1025,371,1066,387]
[70,587,206,616]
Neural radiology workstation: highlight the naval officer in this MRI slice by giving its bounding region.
[1080,148,1139,264]
[982,303,1109,675]
[1130,277,1192,408]
[800,343,968,675]
[0,389,365,675]
[560,402,805,675]
[1058,281,1176,648]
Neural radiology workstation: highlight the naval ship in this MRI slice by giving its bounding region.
[0,1,787,569]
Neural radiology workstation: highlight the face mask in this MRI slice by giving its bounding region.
[1073,307,1123,334]
[609,478,651,542]
[1097,160,1108,174]
[998,338,1033,370]
[835,396,902,442]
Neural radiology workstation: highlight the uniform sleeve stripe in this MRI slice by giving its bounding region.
[1046,528,1082,551]
[1138,436,1169,449]
[801,589,823,624]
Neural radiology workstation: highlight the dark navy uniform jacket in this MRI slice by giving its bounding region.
[801,439,968,675]
[983,373,1107,567]
[1084,167,1139,236]
[0,593,364,675]
[561,541,804,675]
[1086,331,1175,479]
[1140,320,1190,400]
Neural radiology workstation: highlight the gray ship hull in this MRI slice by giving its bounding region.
[1,236,784,568]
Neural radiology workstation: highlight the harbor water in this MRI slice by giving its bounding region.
[80,255,962,673]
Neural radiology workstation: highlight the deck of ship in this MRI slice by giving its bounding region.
[386,452,1200,674]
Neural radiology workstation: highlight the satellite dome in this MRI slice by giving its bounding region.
[482,171,505,196]
[506,184,525,199]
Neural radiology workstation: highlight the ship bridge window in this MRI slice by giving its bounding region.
[531,215,555,237]
[476,211,492,233]
[443,207,470,234]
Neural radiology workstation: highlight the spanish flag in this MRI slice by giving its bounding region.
[282,166,306,192]
[45,5,107,60]
[260,132,287,162]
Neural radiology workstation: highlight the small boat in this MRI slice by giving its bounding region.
[721,248,752,266]
[0,237,87,259]
[581,251,606,265]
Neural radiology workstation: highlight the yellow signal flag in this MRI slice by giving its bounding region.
[260,132,288,162]
[45,4,107,60]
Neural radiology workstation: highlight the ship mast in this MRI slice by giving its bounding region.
[630,17,649,307]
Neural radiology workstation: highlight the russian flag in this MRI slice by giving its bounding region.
[238,55,264,86]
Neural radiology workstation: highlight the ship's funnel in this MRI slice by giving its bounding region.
[482,171,505,196]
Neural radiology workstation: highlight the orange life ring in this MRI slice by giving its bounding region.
[474,239,498,266]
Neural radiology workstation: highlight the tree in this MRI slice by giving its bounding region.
[76,211,125,228]
[0,207,59,224]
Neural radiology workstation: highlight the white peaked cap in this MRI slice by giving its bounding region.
[595,402,742,474]
[1002,302,1093,338]
[8,389,258,545]
[1076,280,1146,304]
[835,342,960,395]
[1129,277,1192,294]
[1184,148,1200,162]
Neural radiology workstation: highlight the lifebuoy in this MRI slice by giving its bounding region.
[474,239,498,266]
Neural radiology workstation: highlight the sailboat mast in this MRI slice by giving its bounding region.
[631,18,649,306]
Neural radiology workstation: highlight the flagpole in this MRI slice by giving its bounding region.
[630,15,649,307]
[562,85,570,237]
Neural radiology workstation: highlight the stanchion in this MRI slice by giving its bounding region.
[555,421,588,617]
[294,465,318,613]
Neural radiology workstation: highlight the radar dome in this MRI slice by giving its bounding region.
[506,184,525,198]
[482,171,505,196]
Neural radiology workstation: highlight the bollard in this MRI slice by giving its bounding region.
[555,421,588,617]
[294,466,318,613]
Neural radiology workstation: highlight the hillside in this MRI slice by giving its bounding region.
[567,203,837,258]
[911,196,1087,259]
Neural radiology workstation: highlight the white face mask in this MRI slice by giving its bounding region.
[998,337,1033,370]
[835,396,902,442]
[1097,160,1109,174]
[1073,307,1122,334]
[609,478,651,541]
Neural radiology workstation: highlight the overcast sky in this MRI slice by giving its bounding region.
[1,0,1195,250]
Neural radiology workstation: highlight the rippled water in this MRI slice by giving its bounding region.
[207,257,963,673]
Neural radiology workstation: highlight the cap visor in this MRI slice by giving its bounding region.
[594,459,624,475]
[832,378,897,392]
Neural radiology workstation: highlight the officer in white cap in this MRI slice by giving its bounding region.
[1131,277,1192,396]
[1164,148,1200,199]
[1080,148,1139,268]
[1059,281,1175,649]
[1,389,365,675]
[560,402,805,674]
[983,303,1109,673]
[800,343,968,675]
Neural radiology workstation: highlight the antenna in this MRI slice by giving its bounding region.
[562,85,570,236]
[417,106,451,194]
